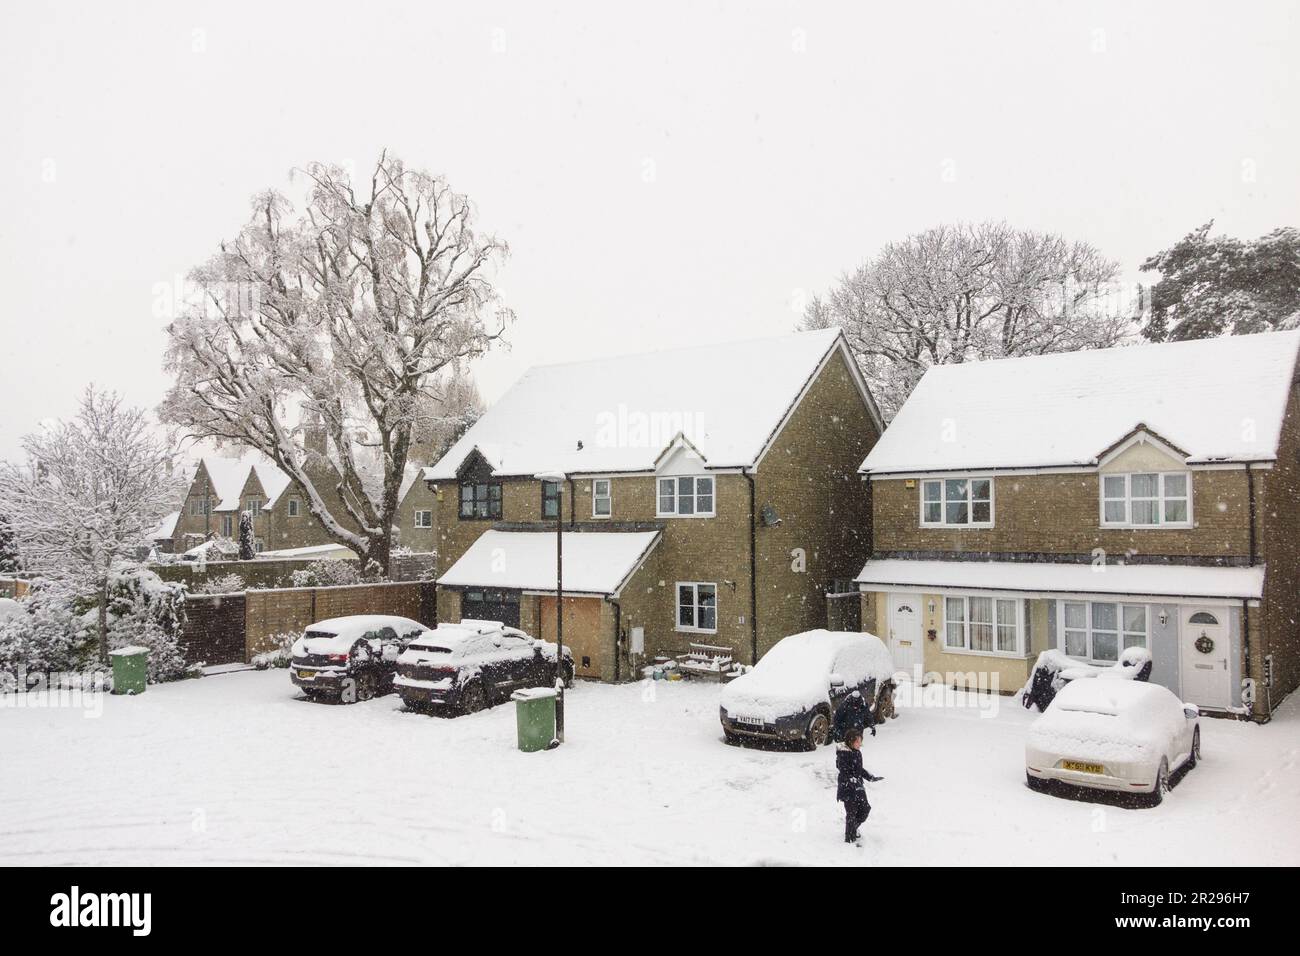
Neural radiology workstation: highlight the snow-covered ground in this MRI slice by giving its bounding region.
[2,672,1296,866]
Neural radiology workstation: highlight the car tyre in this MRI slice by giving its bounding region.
[355,669,379,702]
[1150,758,1170,806]
[804,710,831,751]
[460,680,487,715]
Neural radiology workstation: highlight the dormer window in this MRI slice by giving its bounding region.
[920,478,993,527]
[459,481,502,520]
[1100,472,1190,527]
[657,476,714,517]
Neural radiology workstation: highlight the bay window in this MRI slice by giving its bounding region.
[944,595,1021,655]
[658,476,715,517]
[1061,600,1148,663]
[921,477,993,527]
[1101,472,1190,527]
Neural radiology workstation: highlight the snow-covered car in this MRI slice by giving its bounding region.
[718,629,897,750]
[289,615,428,702]
[393,619,574,714]
[1025,679,1200,805]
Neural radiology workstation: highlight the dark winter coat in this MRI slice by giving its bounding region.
[832,686,876,741]
[835,745,878,802]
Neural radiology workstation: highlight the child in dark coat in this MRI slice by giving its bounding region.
[836,727,882,845]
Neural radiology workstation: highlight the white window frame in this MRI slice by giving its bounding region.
[920,477,994,528]
[221,514,233,537]
[254,538,265,554]
[1058,600,1149,664]
[246,497,263,517]
[675,581,718,634]
[414,509,433,528]
[940,594,1023,657]
[1099,471,1192,528]
[592,478,612,518]
[287,497,301,517]
[657,476,716,518]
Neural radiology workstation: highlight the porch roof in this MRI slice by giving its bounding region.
[437,529,662,598]
[854,558,1265,601]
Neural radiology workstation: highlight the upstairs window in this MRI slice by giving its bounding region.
[542,480,562,520]
[246,497,263,516]
[459,482,502,520]
[921,478,993,527]
[592,479,612,517]
[414,509,433,528]
[287,497,301,517]
[1101,472,1190,527]
[657,476,715,517]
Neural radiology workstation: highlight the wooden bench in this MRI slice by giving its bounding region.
[675,642,735,681]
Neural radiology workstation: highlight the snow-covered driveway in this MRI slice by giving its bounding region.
[2,672,1296,865]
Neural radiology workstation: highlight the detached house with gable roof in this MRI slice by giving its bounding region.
[421,328,883,681]
[855,330,1300,722]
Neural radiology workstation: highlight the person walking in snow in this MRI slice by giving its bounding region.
[832,687,876,742]
[836,727,882,845]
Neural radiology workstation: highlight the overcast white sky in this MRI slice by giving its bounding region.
[1,0,1296,460]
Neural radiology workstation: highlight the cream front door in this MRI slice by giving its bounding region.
[888,593,922,675]
[1180,607,1231,710]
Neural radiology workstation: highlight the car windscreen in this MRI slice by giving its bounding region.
[304,630,339,639]
[409,645,453,654]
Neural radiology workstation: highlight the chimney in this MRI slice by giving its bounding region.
[303,422,328,458]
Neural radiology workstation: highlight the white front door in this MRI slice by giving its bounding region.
[1180,607,1231,710]
[888,593,922,675]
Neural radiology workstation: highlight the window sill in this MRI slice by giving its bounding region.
[657,513,717,519]
[940,646,1026,660]
[920,523,995,530]
[1099,523,1193,530]
[675,626,719,635]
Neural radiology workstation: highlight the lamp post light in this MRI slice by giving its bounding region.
[535,470,566,744]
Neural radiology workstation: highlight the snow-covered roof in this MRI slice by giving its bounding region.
[437,529,662,596]
[424,329,877,480]
[855,558,1264,600]
[861,330,1300,474]
[198,451,293,512]
[150,511,180,540]
[256,543,357,560]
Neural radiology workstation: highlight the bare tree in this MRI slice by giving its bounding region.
[160,152,510,574]
[0,387,177,663]
[802,222,1136,418]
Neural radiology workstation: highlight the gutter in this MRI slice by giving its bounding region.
[744,469,758,666]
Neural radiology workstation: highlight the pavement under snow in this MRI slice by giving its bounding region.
[2,672,1296,866]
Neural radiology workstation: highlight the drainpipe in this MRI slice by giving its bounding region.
[1243,465,1272,720]
[744,469,758,666]
[610,598,622,682]
[1246,464,1257,565]
[568,477,576,528]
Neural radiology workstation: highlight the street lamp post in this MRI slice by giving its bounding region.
[535,470,566,744]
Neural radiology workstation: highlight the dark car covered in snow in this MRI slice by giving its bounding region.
[394,619,574,714]
[719,629,898,750]
[290,614,428,703]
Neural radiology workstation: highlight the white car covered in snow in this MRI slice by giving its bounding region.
[719,629,897,750]
[1025,679,1201,805]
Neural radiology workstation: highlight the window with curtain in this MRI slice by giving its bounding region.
[944,595,1020,655]
[1061,601,1148,662]
[1101,472,1191,526]
[676,583,717,632]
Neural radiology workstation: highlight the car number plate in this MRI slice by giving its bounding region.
[297,669,315,680]
[1062,760,1104,774]
[735,715,764,726]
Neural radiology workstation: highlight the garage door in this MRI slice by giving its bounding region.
[461,589,521,629]
[539,596,603,680]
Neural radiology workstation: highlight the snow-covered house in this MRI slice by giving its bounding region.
[422,328,884,681]
[172,438,360,556]
[855,330,1300,722]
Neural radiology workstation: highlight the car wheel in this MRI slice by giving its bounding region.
[355,669,379,702]
[804,711,831,751]
[460,681,487,715]
[1151,759,1170,806]
[1187,727,1201,768]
